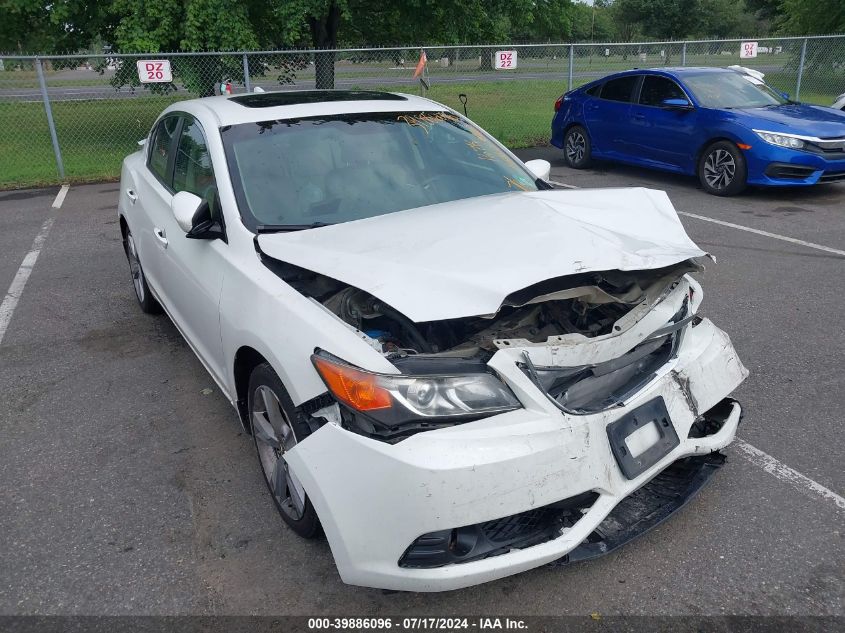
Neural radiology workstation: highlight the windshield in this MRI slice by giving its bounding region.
[222,111,539,230]
[683,71,788,109]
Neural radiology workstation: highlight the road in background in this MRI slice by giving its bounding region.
[0,160,842,616]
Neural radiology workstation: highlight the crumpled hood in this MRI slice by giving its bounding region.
[257,188,706,322]
[734,104,845,137]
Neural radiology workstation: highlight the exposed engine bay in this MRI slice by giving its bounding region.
[262,255,701,362]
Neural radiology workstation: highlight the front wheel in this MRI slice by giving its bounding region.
[698,141,747,196]
[248,363,321,539]
[124,228,161,314]
[563,125,592,169]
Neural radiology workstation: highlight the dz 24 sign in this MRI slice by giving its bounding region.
[740,42,758,59]
[495,50,517,70]
[137,60,173,83]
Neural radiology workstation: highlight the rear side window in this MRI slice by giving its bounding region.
[148,116,180,185]
[585,83,602,97]
[639,76,687,106]
[601,76,639,103]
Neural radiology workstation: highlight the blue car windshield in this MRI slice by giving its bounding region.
[683,71,788,109]
[221,111,539,230]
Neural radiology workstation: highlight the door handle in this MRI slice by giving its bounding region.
[633,113,646,120]
[153,227,168,248]
[126,189,138,204]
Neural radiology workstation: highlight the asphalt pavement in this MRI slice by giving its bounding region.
[0,156,842,618]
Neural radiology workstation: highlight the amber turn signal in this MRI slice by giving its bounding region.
[312,355,392,411]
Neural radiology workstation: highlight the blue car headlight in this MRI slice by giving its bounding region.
[753,129,806,150]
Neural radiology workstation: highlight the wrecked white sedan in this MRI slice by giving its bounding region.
[118,90,747,592]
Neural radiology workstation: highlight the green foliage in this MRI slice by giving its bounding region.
[777,0,845,35]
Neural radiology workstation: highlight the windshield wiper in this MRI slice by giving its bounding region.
[255,222,333,233]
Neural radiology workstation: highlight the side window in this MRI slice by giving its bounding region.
[639,76,687,106]
[148,116,180,186]
[600,76,639,103]
[173,118,220,216]
[585,83,602,97]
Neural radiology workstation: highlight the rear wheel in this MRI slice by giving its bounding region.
[698,141,747,196]
[563,125,592,169]
[124,228,160,314]
[248,363,321,539]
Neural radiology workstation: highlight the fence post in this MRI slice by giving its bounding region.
[795,37,807,100]
[568,44,574,92]
[36,57,65,180]
[681,42,687,66]
[242,53,251,92]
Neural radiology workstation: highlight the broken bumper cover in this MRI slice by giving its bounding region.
[286,317,747,592]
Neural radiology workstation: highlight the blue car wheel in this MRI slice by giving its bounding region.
[698,141,747,196]
[564,125,592,169]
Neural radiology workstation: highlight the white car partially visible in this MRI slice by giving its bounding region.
[834,92,845,110]
[118,90,747,592]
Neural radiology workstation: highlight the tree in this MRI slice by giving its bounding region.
[776,0,845,35]
[1,0,108,53]
[612,0,706,40]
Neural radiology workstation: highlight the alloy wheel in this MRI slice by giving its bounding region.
[703,149,736,190]
[566,131,586,164]
[251,385,307,521]
[126,233,145,303]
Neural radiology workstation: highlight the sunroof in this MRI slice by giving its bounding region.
[230,90,408,108]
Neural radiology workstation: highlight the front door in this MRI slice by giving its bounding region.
[628,75,699,171]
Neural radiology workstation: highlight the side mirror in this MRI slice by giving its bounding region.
[661,98,693,110]
[171,191,203,233]
[524,159,551,181]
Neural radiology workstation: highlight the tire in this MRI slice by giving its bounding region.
[123,228,161,314]
[248,363,321,539]
[563,125,592,169]
[698,141,747,196]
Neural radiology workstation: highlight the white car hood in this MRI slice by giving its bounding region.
[257,188,706,322]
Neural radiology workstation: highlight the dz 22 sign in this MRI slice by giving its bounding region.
[495,50,517,70]
[137,60,173,83]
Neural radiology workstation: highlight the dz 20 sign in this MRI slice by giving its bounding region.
[495,50,518,70]
[137,60,173,83]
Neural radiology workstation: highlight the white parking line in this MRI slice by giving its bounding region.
[732,440,845,511]
[0,186,66,346]
[548,179,578,189]
[677,211,845,257]
[0,217,56,346]
[52,185,69,209]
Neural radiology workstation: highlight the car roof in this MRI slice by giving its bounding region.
[166,90,449,127]
[582,66,733,85]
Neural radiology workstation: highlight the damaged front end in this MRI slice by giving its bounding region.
[254,188,748,590]
[262,252,712,443]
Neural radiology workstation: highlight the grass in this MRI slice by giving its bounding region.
[1,72,842,189]
[1,95,188,188]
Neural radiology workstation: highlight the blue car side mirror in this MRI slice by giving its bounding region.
[780,92,790,99]
[661,98,693,109]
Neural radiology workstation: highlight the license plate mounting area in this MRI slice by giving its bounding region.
[606,396,680,480]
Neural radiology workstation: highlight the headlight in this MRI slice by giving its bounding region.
[754,130,805,149]
[311,351,521,442]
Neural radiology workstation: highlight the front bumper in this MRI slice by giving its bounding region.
[286,316,747,592]
[745,143,845,186]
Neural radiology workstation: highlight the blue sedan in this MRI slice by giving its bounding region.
[550,67,845,196]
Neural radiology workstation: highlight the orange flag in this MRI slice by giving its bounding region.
[413,50,427,79]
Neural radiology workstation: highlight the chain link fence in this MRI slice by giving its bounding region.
[2,35,844,189]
